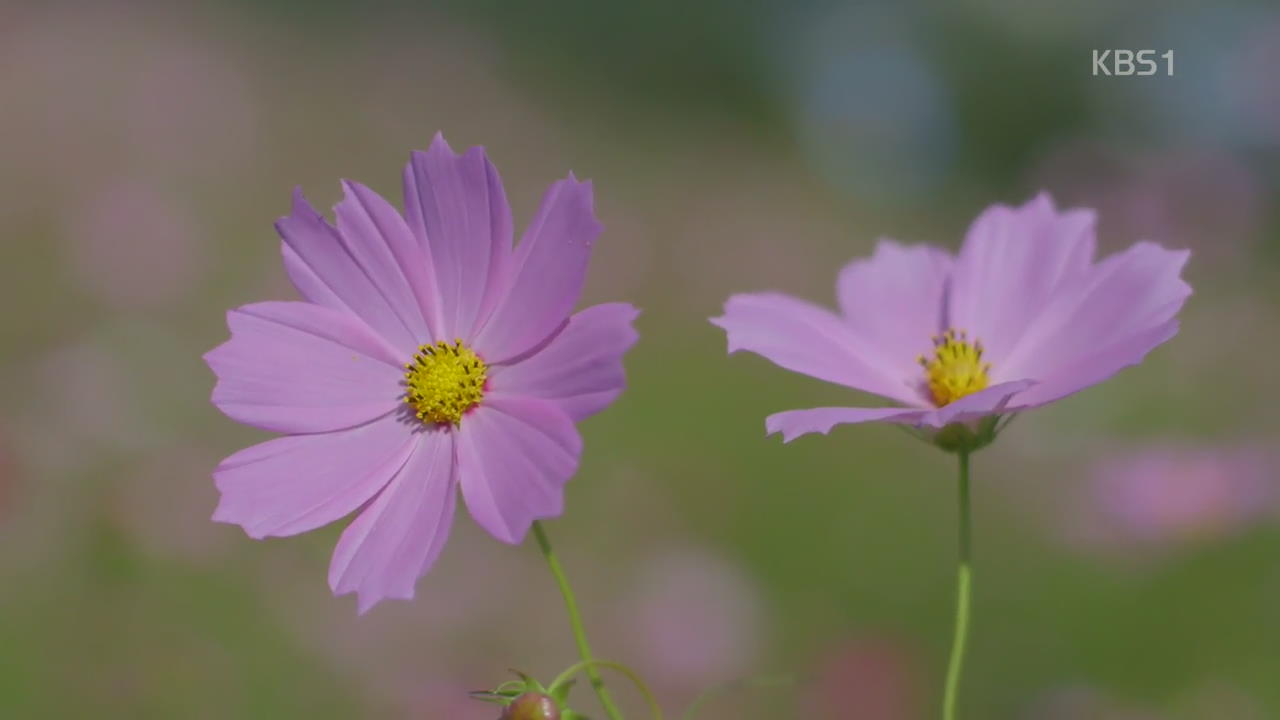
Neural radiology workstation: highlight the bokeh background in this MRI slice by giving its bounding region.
[2,1,1278,718]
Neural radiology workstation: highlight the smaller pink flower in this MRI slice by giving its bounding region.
[711,193,1191,441]
[617,548,763,690]
[206,134,638,612]
[1068,445,1275,553]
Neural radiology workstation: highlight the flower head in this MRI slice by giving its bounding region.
[205,134,639,612]
[711,193,1190,446]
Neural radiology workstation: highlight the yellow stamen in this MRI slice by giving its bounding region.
[918,328,991,407]
[403,339,487,426]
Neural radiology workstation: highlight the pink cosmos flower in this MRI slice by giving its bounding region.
[205,134,638,612]
[712,193,1190,442]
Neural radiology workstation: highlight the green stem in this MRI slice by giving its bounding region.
[942,450,972,720]
[679,675,793,720]
[533,520,624,720]
[550,660,663,720]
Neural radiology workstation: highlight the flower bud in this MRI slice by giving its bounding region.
[501,692,560,720]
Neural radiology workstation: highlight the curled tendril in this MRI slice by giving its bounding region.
[679,674,796,720]
[548,659,664,720]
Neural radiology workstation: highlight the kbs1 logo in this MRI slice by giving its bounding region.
[1092,49,1174,76]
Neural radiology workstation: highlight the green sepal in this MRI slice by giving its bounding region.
[470,670,556,710]
[933,415,1001,454]
[548,677,576,705]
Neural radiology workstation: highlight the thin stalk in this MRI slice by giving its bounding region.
[533,520,624,720]
[942,449,972,720]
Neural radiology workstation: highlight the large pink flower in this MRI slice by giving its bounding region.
[206,134,638,612]
[712,193,1190,442]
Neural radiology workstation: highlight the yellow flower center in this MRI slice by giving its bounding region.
[403,339,488,426]
[917,329,991,407]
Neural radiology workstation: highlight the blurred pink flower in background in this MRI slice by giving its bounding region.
[1176,681,1269,720]
[259,520,559,713]
[1022,686,1164,720]
[797,635,922,720]
[0,425,12,523]
[33,338,145,462]
[1023,681,1267,720]
[616,547,764,697]
[64,178,206,309]
[1062,445,1276,556]
[20,321,198,474]
[0,338,135,575]
[1032,142,1265,264]
[0,5,256,205]
[112,449,233,564]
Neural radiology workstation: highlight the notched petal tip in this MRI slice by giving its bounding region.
[616,302,642,321]
[764,415,807,444]
[275,187,333,243]
[556,175,600,232]
[1028,189,1057,211]
[201,343,225,371]
[427,130,454,155]
[209,485,273,541]
[606,303,642,347]
[285,185,321,220]
[421,131,493,166]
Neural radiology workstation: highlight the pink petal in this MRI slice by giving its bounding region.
[205,301,404,433]
[277,187,426,355]
[711,292,922,406]
[328,429,457,614]
[926,379,1036,425]
[766,407,929,443]
[472,175,600,364]
[948,193,1098,366]
[402,134,513,340]
[836,240,952,399]
[1008,319,1180,409]
[489,302,639,421]
[998,241,1191,387]
[765,380,1035,442]
[456,395,582,544]
[212,412,415,540]
[335,179,444,342]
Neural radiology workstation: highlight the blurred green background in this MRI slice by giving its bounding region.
[2,1,1278,718]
